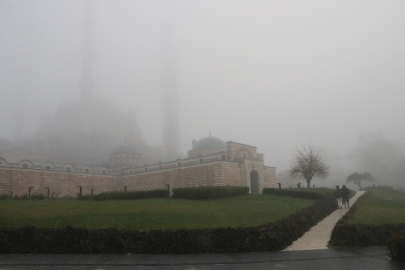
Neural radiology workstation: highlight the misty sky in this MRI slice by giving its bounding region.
[1,0,405,171]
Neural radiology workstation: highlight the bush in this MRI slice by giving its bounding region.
[262,188,333,200]
[30,194,46,200]
[387,230,405,262]
[363,185,394,192]
[77,194,93,200]
[329,222,405,247]
[363,185,404,195]
[171,186,249,200]
[0,194,11,200]
[0,194,46,200]
[92,189,169,201]
[0,194,338,254]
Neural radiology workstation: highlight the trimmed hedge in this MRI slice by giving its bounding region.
[363,185,404,195]
[0,194,338,254]
[363,185,395,192]
[387,230,405,262]
[171,186,249,200]
[0,194,46,200]
[262,188,332,200]
[81,189,169,201]
[0,194,9,200]
[329,192,405,248]
[329,222,405,247]
[76,194,92,200]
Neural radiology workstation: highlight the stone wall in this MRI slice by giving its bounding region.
[0,160,254,197]
[226,142,258,160]
[122,161,243,192]
[0,167,118,197]
[263,166,277,189]
[0,140,277,197]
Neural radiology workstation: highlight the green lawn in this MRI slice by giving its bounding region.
[0,195,312,230]
[347,190,405,225]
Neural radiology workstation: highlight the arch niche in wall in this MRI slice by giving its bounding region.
[250,170,260,194]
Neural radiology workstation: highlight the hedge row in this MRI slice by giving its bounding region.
[363,185,404,195]
[0,194,338,254]
[262,188,331,200]
[171,186,249,200]
[329,221,405,247]
[0,194,46,200]
[80,189,170,201]
[386,230,405,262]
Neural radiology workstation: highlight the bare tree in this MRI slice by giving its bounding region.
[289,145,329,188]
[346,172,374,190]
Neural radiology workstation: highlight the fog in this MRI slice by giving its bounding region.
[1,1,405,187]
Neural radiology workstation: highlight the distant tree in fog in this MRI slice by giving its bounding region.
[350,132,405,187]
[289,145,329,188]
[346,172,374,190]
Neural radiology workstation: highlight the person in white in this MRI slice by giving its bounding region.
[334,185,343,209]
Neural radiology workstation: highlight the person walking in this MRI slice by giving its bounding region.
[335,185,343,209]
[341,185,350,209]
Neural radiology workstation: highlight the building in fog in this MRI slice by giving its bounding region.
[0,135,276,197]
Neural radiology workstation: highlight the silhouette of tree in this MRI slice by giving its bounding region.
[350,132,404,187]
[346,172,374,190]
[289,145,329,188]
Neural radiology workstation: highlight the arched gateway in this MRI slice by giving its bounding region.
[250,170,260,194]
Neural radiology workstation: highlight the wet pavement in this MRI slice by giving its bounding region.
[0,246,403,269]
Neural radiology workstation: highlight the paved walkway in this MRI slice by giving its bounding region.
[284,191,366,251]
[0,247,403,269]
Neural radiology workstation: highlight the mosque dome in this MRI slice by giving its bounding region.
[194,136,226,150]
[96,157,110,167]
[110,145,139,155]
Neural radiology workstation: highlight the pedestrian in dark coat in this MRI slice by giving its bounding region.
[341,185,350,209]
[335,185,342,209]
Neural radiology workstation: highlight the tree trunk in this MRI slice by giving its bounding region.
[306,180,311,188]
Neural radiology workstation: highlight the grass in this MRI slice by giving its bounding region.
[0,194,313,230]
[346,190,405,225]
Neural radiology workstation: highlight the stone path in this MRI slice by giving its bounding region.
[284,191,366,251]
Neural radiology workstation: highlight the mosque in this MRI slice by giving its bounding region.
[0,1,276,197]
[0,135,276,197]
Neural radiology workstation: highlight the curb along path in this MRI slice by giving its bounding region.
[284,191,366,251]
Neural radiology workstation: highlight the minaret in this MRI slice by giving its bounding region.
[161,27,180,161]
[80,0,95,101]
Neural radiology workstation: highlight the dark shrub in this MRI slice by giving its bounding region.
[92,189,169,201]
[363,185,393,192]
[330,222,405,247]
[77,194,93,200]
[262,188,333,200]
[387,230,405,262]
[171,186,249,200]
[0,194,11,200]
[30,194,46,200]
[5,194,46,200]
[363,185,404,195]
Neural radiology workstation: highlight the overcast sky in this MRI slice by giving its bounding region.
[1,0,405,170]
